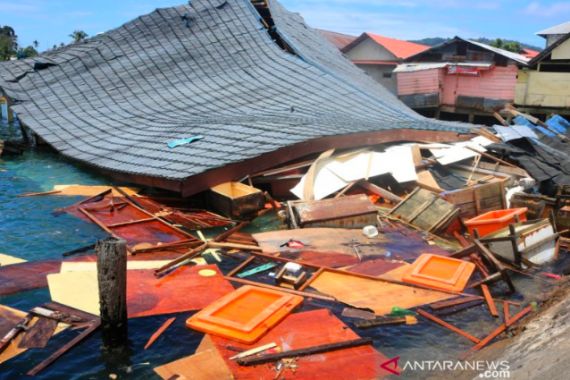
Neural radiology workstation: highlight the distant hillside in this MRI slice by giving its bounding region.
[410,37,542,52]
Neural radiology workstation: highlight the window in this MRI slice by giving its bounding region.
[383,72,392,78]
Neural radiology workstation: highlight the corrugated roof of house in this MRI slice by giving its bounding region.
[343,33,429,60]
[520,48,540,59]
[0,0,471,191]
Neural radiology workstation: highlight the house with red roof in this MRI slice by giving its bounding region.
[339,32,429,93]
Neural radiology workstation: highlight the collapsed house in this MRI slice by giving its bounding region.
[0,0,476,197]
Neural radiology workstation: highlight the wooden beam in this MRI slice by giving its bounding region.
[417,309,480,344]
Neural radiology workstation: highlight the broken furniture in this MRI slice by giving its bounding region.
[285,194,378,229]
[274,262,308,289]
[387,187,460,234]
[209,182,265,219]
[464,207,528,238]
[482,219,558,268]
[186,285,303,344]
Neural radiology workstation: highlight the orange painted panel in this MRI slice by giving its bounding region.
[464,208,528,237]
[209,309,392,379]
[186,286,303,343]
[402,254,475,292]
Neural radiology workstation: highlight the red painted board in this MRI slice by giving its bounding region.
[127,265,234,318]
[210,309,391,379]
[0,260,61,296]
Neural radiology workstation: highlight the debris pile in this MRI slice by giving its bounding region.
[2,112,570,378]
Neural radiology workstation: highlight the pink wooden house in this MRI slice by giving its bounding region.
[395,37,529,120]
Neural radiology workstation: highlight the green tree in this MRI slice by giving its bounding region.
[17,46,38,59]
[33,40,39,49]
[0,25,18,61]
[69,30,88,43]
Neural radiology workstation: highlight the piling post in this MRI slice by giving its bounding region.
[96,237,128,345]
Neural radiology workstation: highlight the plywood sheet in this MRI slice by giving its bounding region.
[0,253,26,266]
[0,260,61,296]
[209,309,391,380]
[60,260,172,272]
[253,226,451,268]
[310,270,453,316]
[48,265,234,318]
[154,348,233,380]
[52,185,138,197]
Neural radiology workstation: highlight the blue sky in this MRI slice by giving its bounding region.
[1,0,568,50]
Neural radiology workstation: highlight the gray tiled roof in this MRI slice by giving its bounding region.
[0,0,471,181]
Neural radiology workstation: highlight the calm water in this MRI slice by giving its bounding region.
[0,125,566,379]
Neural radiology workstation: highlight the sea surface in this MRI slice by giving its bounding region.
[0,121,566,379]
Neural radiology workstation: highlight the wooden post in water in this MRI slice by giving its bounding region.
[96,237,128,345]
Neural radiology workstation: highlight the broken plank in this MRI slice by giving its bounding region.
[481,285,499,317]
[18,317,58,349]
[27,321,100,376]
[417,309,480,344]
[470,306,532,351]
[144,317,176,350]
[429,296,482,310]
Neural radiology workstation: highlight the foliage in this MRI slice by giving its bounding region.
[17,46,38,59]
[0,25,18,61]
[411,36,541,53]
[69,30,88,43]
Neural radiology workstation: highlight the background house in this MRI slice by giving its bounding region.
[318,30,356,50]
[339,33,429,93]
[394,37,529,123]
[515,21,570,116]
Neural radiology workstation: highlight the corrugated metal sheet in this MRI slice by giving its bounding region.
[0,0,471,186]
[397,68,443,96]
[442,65,518,106]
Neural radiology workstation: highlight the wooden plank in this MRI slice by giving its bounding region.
[27,321,101,376]
[429,296,482,310]
[417,309,480,344]
[470,306,532,351]
[481,285,499,317]
[144,317,176,350]
[18,317,58,349]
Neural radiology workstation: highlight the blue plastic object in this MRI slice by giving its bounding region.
[167,135,204,148]
[546,114,569,134]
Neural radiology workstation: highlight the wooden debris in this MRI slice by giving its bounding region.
[470,306,532,352]
[27,321,101,376]
[18,318,58,349]
[481,285,499,317]
[429,296,482,310]
[417,309,480,344]
[341,307,376,321]
[144,317,176,350]
[229,342,277,360]
[236,338,373,366]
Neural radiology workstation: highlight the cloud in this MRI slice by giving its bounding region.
[292,7,466,40]
[0,1,41,13]
[523,1,570,17]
